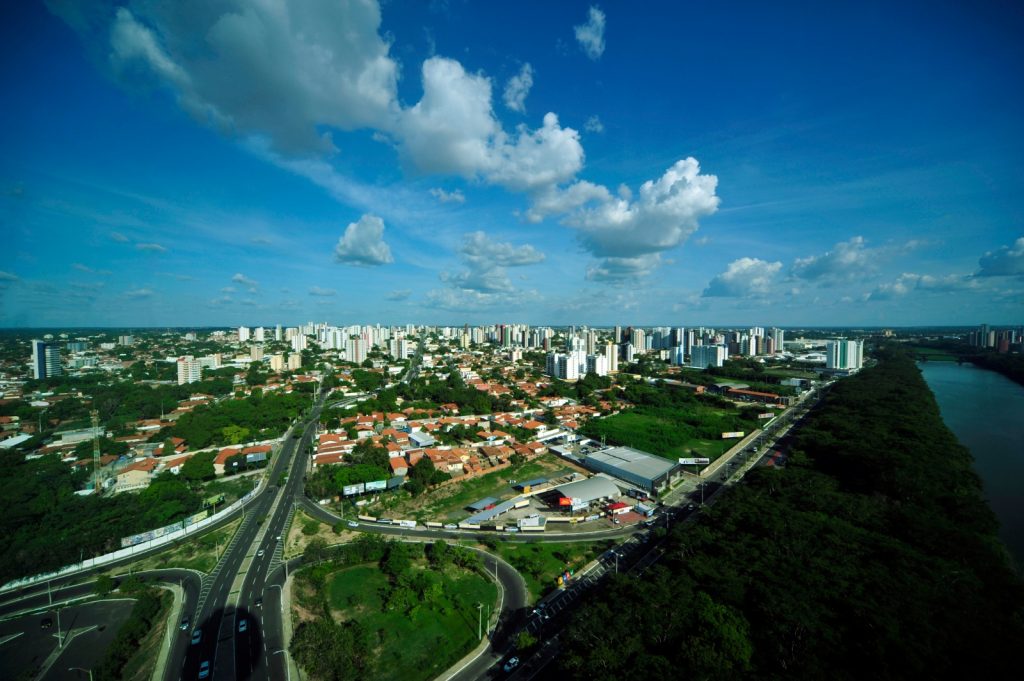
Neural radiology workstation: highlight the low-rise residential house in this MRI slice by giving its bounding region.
[114,457,160,493]
[389,456,409,476]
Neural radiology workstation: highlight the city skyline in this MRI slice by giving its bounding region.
[2,1,1022,327]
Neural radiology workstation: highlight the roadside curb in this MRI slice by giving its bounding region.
[151,582,184,681]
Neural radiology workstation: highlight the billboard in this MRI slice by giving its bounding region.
[678,457,711,465]
[558,497,573,506]
[721,431,745,439]
[364,479,387,492]
[342,483,365,496]
[184,510,209,527]
[757,413,774,419]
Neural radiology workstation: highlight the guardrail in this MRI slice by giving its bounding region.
[0,484,263,594]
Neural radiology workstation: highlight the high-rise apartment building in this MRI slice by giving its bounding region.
[690,344,728,369]
[826,340,864,371]
[604,342,619,373]
[177,355,202,384]
[346,337,367,365]
[238,326,251,343]
[31,340,62,380]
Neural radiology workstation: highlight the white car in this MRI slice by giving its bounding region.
[503,656,520,672]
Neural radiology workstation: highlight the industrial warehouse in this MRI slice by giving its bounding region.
[551,440,683,494]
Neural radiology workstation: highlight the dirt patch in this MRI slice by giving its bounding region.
[283,509,360,559]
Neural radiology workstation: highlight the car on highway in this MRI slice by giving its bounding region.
[191,629,202,645]
[180,616,190,631]
[238,618,247,633]
[503,656,520,672]
[444,523,458,530]
[687,504,695,511]
[40,617,52,629]
[255,597,263,608]
[198,660,210,679]
[347,521,358,528]
[256,549,265,557]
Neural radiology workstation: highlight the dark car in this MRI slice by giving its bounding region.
[191,629,202,645]
[180,616,190,631]
[41,617,52,629]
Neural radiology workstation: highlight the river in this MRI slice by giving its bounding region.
[918,361,1024,570]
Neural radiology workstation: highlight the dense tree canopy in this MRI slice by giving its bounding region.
[558,348,1024,679]
[0,454,202,584]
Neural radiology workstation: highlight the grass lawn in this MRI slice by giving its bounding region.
[583,408,744,466]
[364,454,577,522]
[487,540,611,602]
[327,563,497,681]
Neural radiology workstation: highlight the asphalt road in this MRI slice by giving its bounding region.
[0,598,134,681]
[174,389,328,681]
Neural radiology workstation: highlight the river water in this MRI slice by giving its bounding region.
[918,361,1024,570]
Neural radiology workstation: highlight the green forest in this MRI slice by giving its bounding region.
[0,455,204,584]
[558,348,1024,679]
[170,391,308,448]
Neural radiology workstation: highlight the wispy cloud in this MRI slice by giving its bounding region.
[136,242,167,252]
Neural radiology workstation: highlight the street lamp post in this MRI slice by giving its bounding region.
[477,602,483,641]
[55,606,64,648]
[68,667,93,681]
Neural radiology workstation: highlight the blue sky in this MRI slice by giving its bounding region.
[1,0,1022,328]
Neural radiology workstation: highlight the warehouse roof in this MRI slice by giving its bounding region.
[554,476,621,504]
[583,446,677,481]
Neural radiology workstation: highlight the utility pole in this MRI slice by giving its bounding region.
[477,602,483,640]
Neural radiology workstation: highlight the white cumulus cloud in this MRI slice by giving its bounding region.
[703,258,782,297]
[584,115,604,133]
[430,187,466,204]
[868,272,979,301]
[397,58,583,192]
[574,6,606,60]
[791,236,873,284]
[441,230,544,293]
[103,2,399,155]
[503,63,534,113]
[309,286,337,297]
[334,214,394,266]
[232,273,258,288]
[976,237,1024,277]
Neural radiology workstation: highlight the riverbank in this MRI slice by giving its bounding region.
[918,360,1024,570]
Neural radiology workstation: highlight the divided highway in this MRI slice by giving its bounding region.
[172,388,327,681]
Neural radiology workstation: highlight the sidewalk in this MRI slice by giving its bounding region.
[280,572,302,681]
[151,582,185,681]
